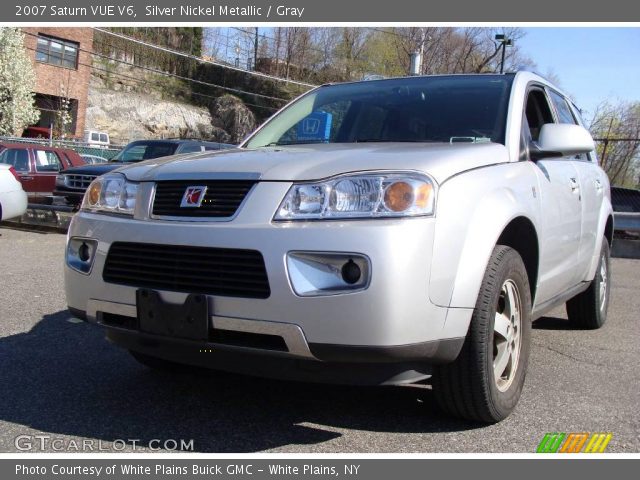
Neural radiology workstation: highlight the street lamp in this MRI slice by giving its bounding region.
[495,34,513,74]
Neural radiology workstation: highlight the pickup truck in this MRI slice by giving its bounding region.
[54,139,236,207]
[64,71,613,423]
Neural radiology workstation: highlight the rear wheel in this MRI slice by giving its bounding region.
[566,239,610,329]
[432,245,532,423]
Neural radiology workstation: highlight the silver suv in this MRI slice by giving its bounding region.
[64,72,612,423]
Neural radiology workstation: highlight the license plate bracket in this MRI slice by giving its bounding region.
[136,289,209,340]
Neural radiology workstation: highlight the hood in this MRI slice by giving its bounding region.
[116,143,510,185]
[60,162,130,176]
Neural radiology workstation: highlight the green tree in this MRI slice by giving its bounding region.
[0,27,39,135]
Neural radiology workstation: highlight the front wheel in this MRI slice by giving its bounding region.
[566,239,611,329]
[432,245,532,423]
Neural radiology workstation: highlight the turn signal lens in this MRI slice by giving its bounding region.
[384,181,414,212]
[8,166,20,181]
[87,181,101,206]
[415,183,433,209]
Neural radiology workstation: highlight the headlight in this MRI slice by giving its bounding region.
[274,172,436,220]
[55,175,66,187]
[81,174,139,215]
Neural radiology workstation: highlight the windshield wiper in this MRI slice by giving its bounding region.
[265,140,328,146]
[354,139,435,143]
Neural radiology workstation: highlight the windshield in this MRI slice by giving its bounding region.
[245,75,513,148]
[111,142,178,162]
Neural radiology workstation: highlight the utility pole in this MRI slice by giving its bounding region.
[254,27,259,71]
[495,34,512,74]
[409,28,429,76]
[409,52,422,76]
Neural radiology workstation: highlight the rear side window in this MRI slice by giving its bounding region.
[99,134,108,143]
[177,144,204,154]
[34,150,62,172]
[549,90,577,125]
[114,142,178,162]
[0,148,30,172]
[91,133,100,141]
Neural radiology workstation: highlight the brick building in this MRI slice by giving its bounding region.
[22,28,93,138]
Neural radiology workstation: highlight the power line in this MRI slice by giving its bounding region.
[94,37,255,74]
[23,31,292,104]
[84,61,280,112]
[87,49,289,103]
[24,44,280,112]
[228,27,332,58]
[93,27,317,89]
[23,44,281,113]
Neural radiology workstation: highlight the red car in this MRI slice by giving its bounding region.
[0,143,85,203]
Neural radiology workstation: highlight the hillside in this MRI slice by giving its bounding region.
[85,69,258,146]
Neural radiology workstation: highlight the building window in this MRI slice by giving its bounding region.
[35,35,79,69]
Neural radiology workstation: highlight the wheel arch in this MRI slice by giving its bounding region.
[495,216,539,305]
[604,214,613,247]
[585,203,614,282]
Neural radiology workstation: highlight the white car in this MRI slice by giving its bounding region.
[0,164,28,221]
[65,71,612,423]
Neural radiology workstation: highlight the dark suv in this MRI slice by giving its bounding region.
[54,139,235,206]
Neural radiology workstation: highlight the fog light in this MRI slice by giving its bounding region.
[78,242,91,262]
[66,238,97,274]
[341,259,361,284]
[287,252,370,297]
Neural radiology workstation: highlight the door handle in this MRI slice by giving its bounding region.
[19,175,34,181]
[569,177,580,193]
[594,179,603,192]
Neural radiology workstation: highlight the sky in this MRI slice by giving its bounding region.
[518,27,640,119]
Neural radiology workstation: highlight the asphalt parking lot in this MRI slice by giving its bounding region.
[0,226,638,453]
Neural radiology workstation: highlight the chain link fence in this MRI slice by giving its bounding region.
[0,136,123,160]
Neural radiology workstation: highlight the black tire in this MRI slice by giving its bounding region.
[129,351,188,372]
[566,239,610,330]
[432,245,532,423]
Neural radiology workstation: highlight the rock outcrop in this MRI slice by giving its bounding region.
[86,77,257,146]
[209,95,257,144]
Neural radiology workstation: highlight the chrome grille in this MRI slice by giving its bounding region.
[64,174,97,190]
[152,180,256,218]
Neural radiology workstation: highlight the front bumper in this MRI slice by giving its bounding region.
[65,181,469,376]
[53,187,84,206]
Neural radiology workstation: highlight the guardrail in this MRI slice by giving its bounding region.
[611,187,640,234]
[614,212,640,233]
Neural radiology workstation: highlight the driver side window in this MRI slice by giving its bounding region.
[524,89,555,142]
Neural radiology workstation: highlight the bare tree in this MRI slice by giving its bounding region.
[590,101,640,187]
[203,28,225,60]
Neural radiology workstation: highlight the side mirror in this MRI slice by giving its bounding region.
[531,123,595,160]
